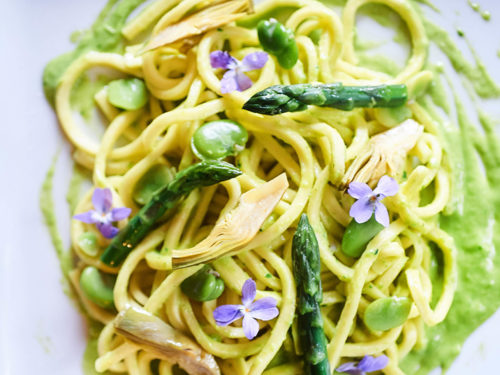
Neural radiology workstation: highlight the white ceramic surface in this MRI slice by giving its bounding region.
[1,1,499,374]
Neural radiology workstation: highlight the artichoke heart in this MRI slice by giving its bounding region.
[341,119,423,188]
[147,173,288,269]
[142,0,254,53]
[115,306,220,375]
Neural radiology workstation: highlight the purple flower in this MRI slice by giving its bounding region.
[210,50,268,94]
[347,175,399,227]
[73,188,131,239]
[213,278,279,340]
[336,355,389,375]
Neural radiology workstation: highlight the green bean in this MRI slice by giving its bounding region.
[133,164,176,205]
[79,266,115,309]
[341,216,384,258]
[180,265,225,302]
[191,120,248,160]
[363,297,412,331]
[257,19,298,69]
[107,77,148,110]
[77,231,99,256]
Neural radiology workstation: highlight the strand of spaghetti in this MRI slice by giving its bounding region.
[308,167,355,280]
[341,326,403,356]
[93,109,142,187]
[286,5,344,82]
[247,248,296,375]
[55,52,143,156]
[327,219,405,367]
[341,0,427,83]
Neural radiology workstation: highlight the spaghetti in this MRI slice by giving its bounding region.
[52,0,457,374]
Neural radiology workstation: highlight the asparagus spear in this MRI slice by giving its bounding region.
[243,83,408,115]
[292,214,331,375]
[101,160,242,267]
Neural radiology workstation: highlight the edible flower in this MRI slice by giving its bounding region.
[210,50,268,94]
[73,188,131,239]
[347,175,398,227]
[336,355,389,375]
[213,278,279,340]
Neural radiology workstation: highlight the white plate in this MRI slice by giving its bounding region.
[1,1,499,374]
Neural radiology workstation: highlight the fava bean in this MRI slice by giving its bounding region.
[107,78,148,110]
[180,265,225,302]
[257,19,298,69]
[78,231,99,257]
[133,164,176,205]
[341,216,384,258]
[79,266,115,309]
[191,120,248,160]
[363,296,412,331]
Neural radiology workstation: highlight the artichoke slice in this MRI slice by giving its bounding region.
[142,0,253,53]
[115,306,220,375]
[341,119,423,188]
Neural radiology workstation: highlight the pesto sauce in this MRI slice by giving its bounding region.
[40,155,72,284]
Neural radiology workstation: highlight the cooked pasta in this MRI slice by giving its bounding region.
[50,0,460,374]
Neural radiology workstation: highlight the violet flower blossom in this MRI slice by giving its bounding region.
[347,175,399,227]
[213,278,279,340]
[210,50,268,94]
[336,355,389,375]
[73,188,131,239]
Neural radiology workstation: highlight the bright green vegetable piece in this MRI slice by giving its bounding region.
[243,83,408,115]
[79,266,115,309]
[107,78,148,110]
[277,42,299,70]
[292,214,331,375]
[180,265,225,301]
[191,120,248,160]
[133,164,176,205]
[341,216,384,258]
[257,19,298,69]
[78,231,99,256]
[101,160,242,267]
[363,297,412,331]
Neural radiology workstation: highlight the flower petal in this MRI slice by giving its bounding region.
[347,181,373,199]
[358,355,389,372]
[220,70,238,94]
[250,296,277,311]
[242,314,260,340]
[335,361,361,375]
[92,188,112,214]
[374,201,390,227]
[241,279,256,307]
[249,306,279,321]
[349,196,374,224]
[73,210,99,224]
[97,223,119,239]
[110,207,132,222]
[241,51,268,72]
[210,50,235,69]
[213,304,244,326]
[235,71,253,92]
[373,175,399,198]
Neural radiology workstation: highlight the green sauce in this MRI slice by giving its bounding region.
[40,154,72,285]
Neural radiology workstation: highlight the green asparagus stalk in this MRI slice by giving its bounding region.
[243,83,408,115]
[292,214,331,375]
[101,161,242,267]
